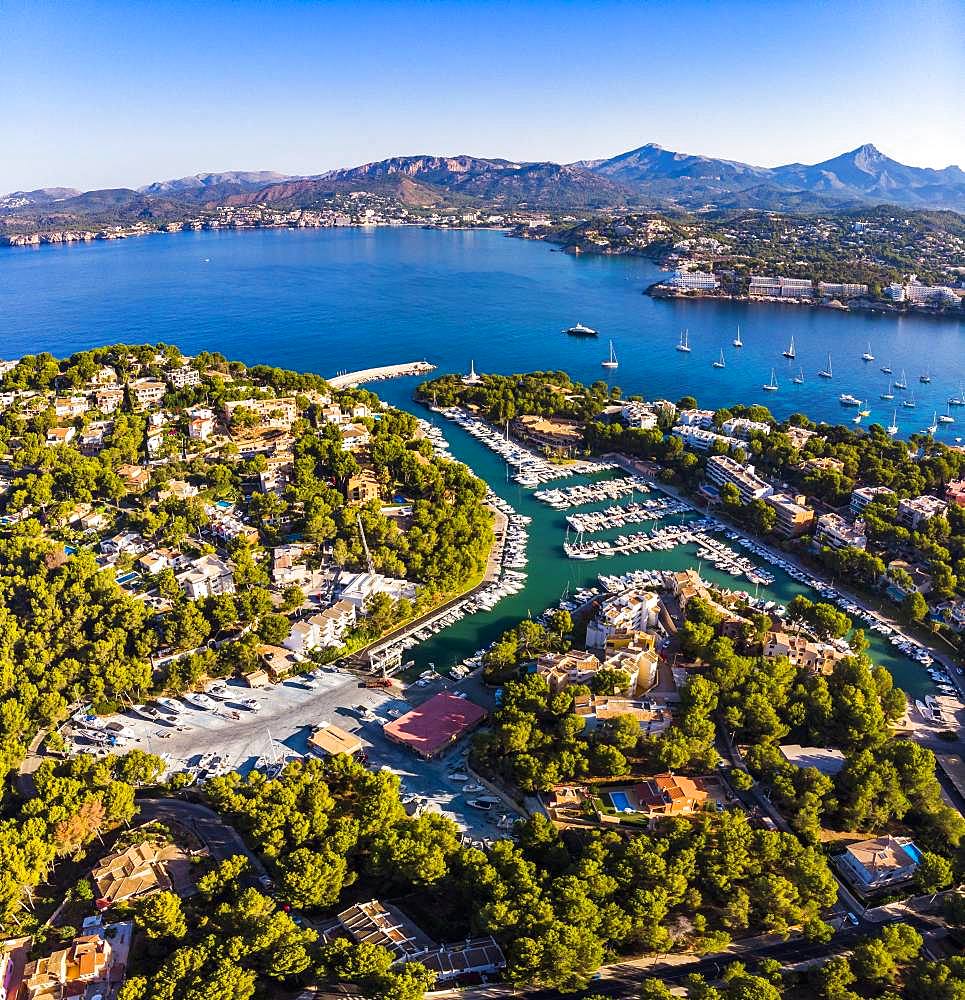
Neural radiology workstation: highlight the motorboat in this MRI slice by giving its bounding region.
[563,321,598,336]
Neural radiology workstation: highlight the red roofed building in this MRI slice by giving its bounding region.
[634,773,709,816]
[383,692,487,758]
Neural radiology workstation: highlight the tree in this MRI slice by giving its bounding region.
[901,590,929,624]
[278,847,348,908]
[137,890,187,940]
[917,850,953,894]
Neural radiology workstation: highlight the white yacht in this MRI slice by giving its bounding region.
[601,340,618,369]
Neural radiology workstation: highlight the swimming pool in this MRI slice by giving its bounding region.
[903,842,923,863]
[609,791,633,812]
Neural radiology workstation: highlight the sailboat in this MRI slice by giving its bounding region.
[858,401,871,417]
[862,341,875,361]
[880,382,895,401]
[887,410,899,435]
[676,329,691,353]
[948,385,965,406]
[894,369,908,390]
[712,349,725,369]
[782,336,796,359]
[818,353,833,378]
[733,325,743,348]
[920,370,932,384]
[880,362,893,374]
[938,404,955,424]
[792,367,805,384]
[902,392,917,409]
[601,340,618,369]
[763,368,779,391]
[926,412,938,434]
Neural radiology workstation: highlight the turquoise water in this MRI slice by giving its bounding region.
[2,225,953,697]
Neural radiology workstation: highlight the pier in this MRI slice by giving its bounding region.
[328,361,436,389]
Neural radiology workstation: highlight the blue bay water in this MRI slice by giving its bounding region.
[3,226,960,696]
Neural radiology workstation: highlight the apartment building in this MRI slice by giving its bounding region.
[673,424,741,452]
[897,494,948,530]
[54,395,90,419]
[129,378,167,409]
[536,650,603,693]
[705,454,773,504]
[814,512,867,550]
[850,484,896,515]
[748,275,813,298]
[763,630,841,674]
[95,387,125,414]
[186,406,216,440]
[721,417,770,438]
[669,269,719,291]
[765,492,816,538]
[676,408,715,428]
[817,281,869,299]
[939,479,965,510]
[284,600,357,654]
[621,401,659,430]
[585,589,660,649]
[165,364,201,389]
[176,554,236,599]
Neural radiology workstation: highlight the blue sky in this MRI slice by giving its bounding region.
[2,0,963,191]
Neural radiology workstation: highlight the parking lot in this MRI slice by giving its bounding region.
[74,668,515,840]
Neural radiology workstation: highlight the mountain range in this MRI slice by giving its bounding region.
[3,143,964,226]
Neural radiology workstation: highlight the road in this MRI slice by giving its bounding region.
[137,796,268,876]
[429,918,949,1000]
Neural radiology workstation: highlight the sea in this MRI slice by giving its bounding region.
[3,225,963,696]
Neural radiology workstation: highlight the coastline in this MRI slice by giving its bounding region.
[646,281,964,322]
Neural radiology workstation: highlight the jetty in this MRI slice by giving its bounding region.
[328,361,436,389]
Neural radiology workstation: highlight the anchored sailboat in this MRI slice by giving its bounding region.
[887,410,899,435]
[676,329,691,353]
[818,353,833,378]
[733,325,743,348]
[880,382,894,401]
[880,362,893,374]
[792,367,805,384]
[712,349,725,369]
[601,340,618,369]
[939,405,955,424]
[927,412,938,434]
[763,368,779,391]
[862,341,875,361]
[894,369,908,390]
[902,392,917,409]
[782,336,796,359]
